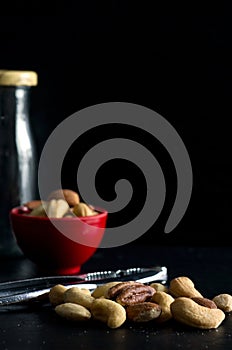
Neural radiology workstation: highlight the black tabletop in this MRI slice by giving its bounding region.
[1,244,232,350]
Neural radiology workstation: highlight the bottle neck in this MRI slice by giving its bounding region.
[0,86,30,122]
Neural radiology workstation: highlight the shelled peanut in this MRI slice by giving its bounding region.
[22,188,98,218]
[48,276,232,330]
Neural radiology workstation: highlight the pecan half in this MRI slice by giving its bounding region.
[192,297,217,309]
[116,284,155,306]
[126,302,161,322]
[107,281,143,299]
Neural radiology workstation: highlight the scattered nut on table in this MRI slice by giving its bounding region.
[106,281,147,299]
[126,302,161,322]
[55,303,91,321]
[91,298,127,329]
[150,282,168,293]
[49,284,67,306]
[64,287,95,309]
[191,297,217,309]
[170,297,225,329]
[91,281,121,298]
[212,294,232,313]
[49,276,231,330]
[115,284,155,306]
[169,276,203,298]
[152,291,175,323]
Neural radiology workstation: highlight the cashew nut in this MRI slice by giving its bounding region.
[169,276,203,298]
[90,298,126,328]
[64,287,95,309]
[49,284,67,306]
[150,283,168,293]
[91,281,121,298]
[152,291,175,322]
[212,294,232,313]
[171,297,225,329]
[55,303,91,321]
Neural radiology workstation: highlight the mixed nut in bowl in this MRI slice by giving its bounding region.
[10,189,108,275]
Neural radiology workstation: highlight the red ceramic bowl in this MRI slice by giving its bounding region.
[10,207,108,275]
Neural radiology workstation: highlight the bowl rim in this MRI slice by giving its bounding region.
[10,206,108,222]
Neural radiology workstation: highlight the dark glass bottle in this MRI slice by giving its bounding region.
[0,70,38,257]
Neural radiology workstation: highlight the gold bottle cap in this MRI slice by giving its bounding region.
[0,70,38,86]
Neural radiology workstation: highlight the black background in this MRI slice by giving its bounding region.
[1,2,231,246]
